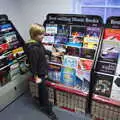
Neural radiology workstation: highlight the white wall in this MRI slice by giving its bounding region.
[0,0,73,40]
[19,0,73,40]
[0,0,26,40]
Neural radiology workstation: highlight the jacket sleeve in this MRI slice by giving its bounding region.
[28,47,40,76]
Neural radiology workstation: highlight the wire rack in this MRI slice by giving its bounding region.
[91,100,120,120]
[29,80,91,120]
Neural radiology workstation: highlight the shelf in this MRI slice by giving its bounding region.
[95,71,120,78]
[29,79,88,97]
[17,55,26,60]
[2,51,12,56]
[0,55,26,71]
[48,61,62,66]
[46,81,88,97]
[43,42,96,50]
[95,71,115,77]
[93,94,120,107]
[98,60,117,65]
[48,61,92,72]
[0,64,11,71]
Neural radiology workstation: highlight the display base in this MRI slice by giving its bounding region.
[0,72,30,111]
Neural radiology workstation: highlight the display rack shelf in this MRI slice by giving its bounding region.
[46,81,88,97]
[93,94,120,107]
[48,61,92,72]
[43,42,97,50]
[0,55,26,71]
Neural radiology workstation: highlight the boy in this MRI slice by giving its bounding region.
[26,23,61,120]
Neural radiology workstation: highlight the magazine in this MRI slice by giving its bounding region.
[83,27,101,49]
[80,48,95,60]
[4,32,19,49]
[94,74,113,97]
[99,28,120,63]
[60,67,76,87]
[78,58,93,71]
[115,54,120,76]
[42,35,55,44]
[48,64,61,82]
[67,25,85,47]
[53,44,66,53]
[63,55,79,69]
[54,35,68,44]
[110,76,120,101]
[96,61,117,75]
[66,46,80,56]
[45,24,57,34]
[104,28,120,41]
[54,24,69,44]
[75,70,90,92]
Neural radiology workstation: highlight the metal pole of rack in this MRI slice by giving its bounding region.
[86,26,104,114]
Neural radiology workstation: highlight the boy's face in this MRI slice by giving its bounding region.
[35,34,44,42]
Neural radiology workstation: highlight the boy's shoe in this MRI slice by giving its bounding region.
[40,108,58,120]
[47,111,58,120]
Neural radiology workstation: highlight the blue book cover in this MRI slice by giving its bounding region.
[60,67,76,87]
[63,55,79,69]
[75,70,90,92]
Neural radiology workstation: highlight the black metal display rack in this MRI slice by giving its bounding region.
[0,15,28,111]
[42,13,104,114]
[89,16,120,120]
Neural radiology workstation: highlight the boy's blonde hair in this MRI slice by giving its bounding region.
[29,23,45,39]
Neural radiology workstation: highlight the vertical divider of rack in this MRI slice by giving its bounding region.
[85,23,104,114]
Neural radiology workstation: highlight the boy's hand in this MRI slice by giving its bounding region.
[52,52,64,57]
[34,76,42,83]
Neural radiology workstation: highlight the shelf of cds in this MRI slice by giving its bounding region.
[0,15,29,111]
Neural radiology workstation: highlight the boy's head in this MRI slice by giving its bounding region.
[29,23,45,42]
